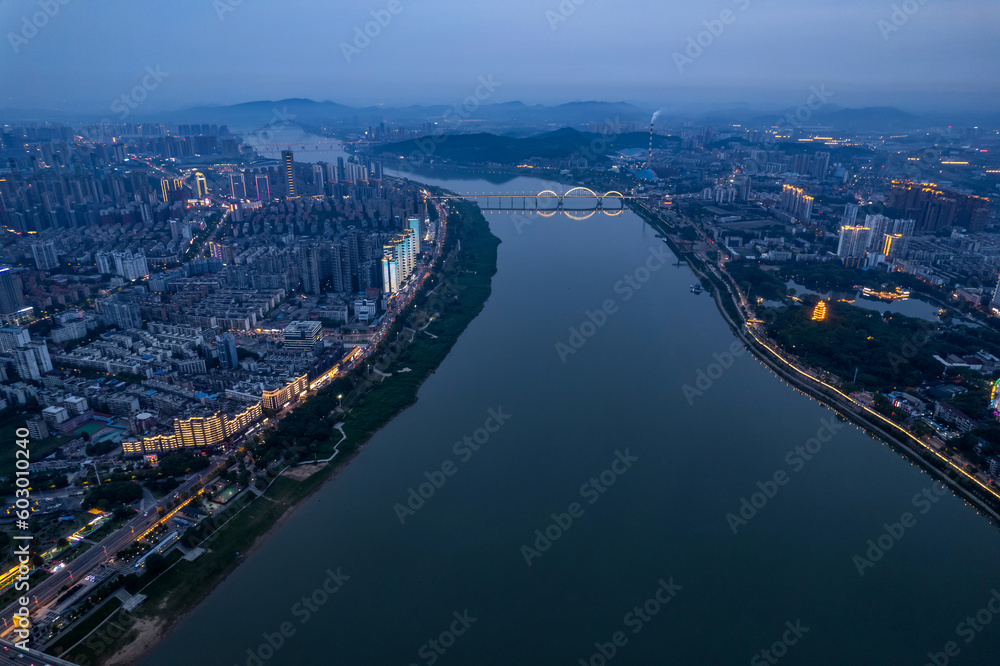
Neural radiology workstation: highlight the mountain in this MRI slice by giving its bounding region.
[136,99,652,131]
[374,128,679,164]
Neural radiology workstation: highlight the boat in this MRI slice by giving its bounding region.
[690,284,703,294]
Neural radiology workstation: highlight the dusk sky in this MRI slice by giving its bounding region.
[2,0,998,115]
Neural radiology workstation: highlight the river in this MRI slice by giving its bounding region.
[137,159,1000,665]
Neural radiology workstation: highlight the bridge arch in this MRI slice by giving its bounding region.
[564,187,599,200]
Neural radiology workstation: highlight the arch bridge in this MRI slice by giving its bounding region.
[430,189,643,219]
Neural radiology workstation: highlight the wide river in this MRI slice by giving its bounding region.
[140,163,1000,665]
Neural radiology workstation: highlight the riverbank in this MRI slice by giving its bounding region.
[628,201,1000,526]
[55,199,501,666]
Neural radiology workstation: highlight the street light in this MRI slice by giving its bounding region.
[337,394,343,409]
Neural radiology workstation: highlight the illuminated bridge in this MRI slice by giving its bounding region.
[430,188,645,220]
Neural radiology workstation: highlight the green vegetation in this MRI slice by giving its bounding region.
[63,197,502,666]
[0,404,68,479]
[728,262,789,301]
[764,302,942,390]
[83,481,143,511]
[378,128,680,165]
[254,199,500,464]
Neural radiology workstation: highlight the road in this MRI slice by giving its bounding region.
[0,639,75,665]
[0,194,451,652]
[0,465,210,641]
[643,200,1000,519]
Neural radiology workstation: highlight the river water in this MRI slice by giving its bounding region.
[138,162,1000,665]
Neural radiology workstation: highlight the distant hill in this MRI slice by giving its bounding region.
[374,128,680,164]
[145,99,651,132]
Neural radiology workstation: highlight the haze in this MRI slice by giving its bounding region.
[2,0,998,116]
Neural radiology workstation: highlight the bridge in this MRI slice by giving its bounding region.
[239,141,343,153]
[429,188,645,219]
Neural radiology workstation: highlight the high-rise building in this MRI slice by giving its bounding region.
[229,173,246,199]
[26,341,52,373]
[408,218,422,255]
[31,241,59,270]
[0,327,30,352]
[283,321,322,353]
[780,185,814,222]
[0,268,25,315]
[98,298,142,329]
[381,228,417,295]
[96,251,149,281]
[836,225,871,266]
[382,254,400,295]
[195,172,209,199]
[810,152,830,179]
[841,204,859,226]
[25,417,48,440]
[217,333,240,369]
[281,150,296,196]
[299,245,322,295]
[11,348,40,381]
[255,174,271,201]
[862,214,915,254]
[888,181,991,233]
[312,164,325,191]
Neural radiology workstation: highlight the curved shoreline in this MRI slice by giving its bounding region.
[629,201,1000,527]
[59,199,502,666]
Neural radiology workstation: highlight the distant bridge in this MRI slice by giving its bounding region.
[430,188,646,219]
[240,142,343,153]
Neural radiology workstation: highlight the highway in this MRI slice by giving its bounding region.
[0,194,451,657]
[651,199,1000,518]
[0,466,210,642]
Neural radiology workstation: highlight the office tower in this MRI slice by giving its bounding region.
[0,268,25,314]
[312,164,325,191]
[281,150,295,196]
[195,172,208,199]
[255,174,270,201]
[217,333,240,369]
[229,173,246,199]
[408,218,422,255]
[0,327,30,352]
[31,241,59,270]
[337,156,345,182]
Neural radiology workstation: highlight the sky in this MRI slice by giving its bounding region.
[1,0,998,116]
